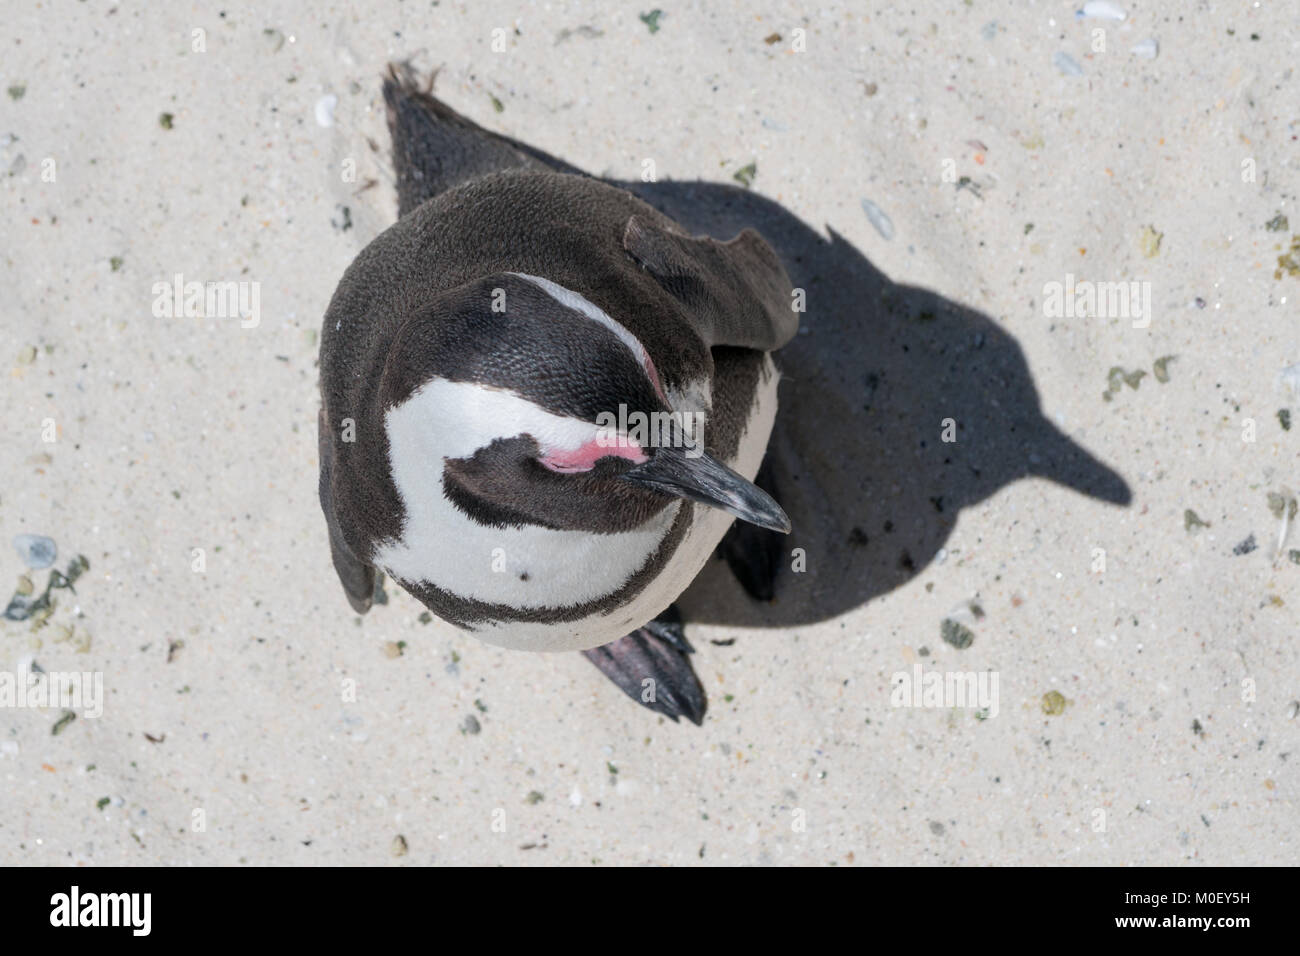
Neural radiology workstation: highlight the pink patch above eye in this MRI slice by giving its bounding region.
[540,435,647,473]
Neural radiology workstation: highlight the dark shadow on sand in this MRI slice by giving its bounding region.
[614,178,1132,630]
[386,96,1132,631]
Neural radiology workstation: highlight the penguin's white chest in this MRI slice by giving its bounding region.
[374,358,778,652]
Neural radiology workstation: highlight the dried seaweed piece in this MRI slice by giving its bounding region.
[1104,365,1147,401]
[940,618,975,649]
[1268,490,1298,565]
[1138,224,1163,258]
[1266,492,1297,520]
[1276,235,1300,280]
[554,25,603,44]
[52,711,76,736]
[3,554,88,622]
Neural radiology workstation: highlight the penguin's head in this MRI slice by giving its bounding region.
[377,272,789,536]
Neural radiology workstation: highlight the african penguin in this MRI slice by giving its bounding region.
[317,66,796,723]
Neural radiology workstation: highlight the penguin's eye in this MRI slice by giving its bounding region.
[538,434,647,474]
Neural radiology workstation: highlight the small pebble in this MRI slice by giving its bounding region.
[1130,38,1159,59]
[860,199,895,240]
[391,834,408,857]
[1053,52,1084,77]
[1077,0,1126,21]
[315,94,338,128]
[14,534,57,570]
[1232,534,1257,556]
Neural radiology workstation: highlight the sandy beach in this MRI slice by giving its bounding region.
[2,0,1297,865]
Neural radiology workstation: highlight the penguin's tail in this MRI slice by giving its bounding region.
[382,62,586,217]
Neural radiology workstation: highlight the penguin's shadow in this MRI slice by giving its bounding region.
[614,178,1132,630]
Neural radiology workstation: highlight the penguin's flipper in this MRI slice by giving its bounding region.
[581,607,706,725]
[382,64,584,217]
[318,411,376,614]
[623,214,798,353]
[719,458,785,601]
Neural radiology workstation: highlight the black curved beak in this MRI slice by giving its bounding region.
[622,447,791,533]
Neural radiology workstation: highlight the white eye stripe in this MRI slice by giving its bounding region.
[509,272,652,374]
[375,376,677,612]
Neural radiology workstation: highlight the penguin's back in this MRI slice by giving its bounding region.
[318,169,777,649]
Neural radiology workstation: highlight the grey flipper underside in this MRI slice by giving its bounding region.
[582,606,706,725]
[719,458,785,601]
[318,410,376,614]
[383,63,585,217]
[622,214,797,353]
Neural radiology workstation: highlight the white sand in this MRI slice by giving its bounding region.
[2,0,1296,864]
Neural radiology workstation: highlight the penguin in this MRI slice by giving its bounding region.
[317,66,796,724]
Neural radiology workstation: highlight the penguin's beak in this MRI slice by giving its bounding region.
[621,447,791,534]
